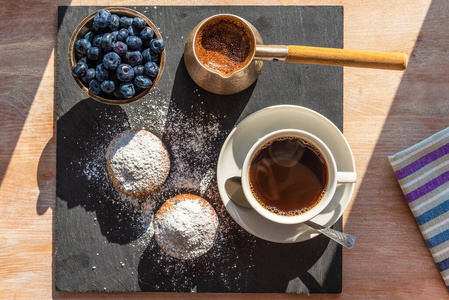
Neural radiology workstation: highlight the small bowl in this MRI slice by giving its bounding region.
[68,7,166,105]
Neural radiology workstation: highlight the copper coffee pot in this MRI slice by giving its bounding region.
[184,14,407,95]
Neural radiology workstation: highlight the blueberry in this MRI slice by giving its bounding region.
[92,21,104,33]
[125,51,143,67]
[144,61,159,78]
[109,14,120,31]
[126,36,142,50]
[101,80,116,93]
[87,47,101,61]
[140,27,154,41]
[150,39,165,54]
[127,25,139,37]
[118,82,136,98]
[75,39,91,55]
[142,48,158,62]
[103,52,121,70]
[113,41,128,56]
[101,33,115,52]
[93,9,111,29]
[84,31,94,43]
[95,63,109,81]
[134,75,153,89]
[116,28,129,42]
[111,30,119,40]
[132,17,146,29]
[120,16,133,28]
[116,64,135,82]
[92,34,102,48]
[133,65,145,77]
[89,79,102,94]
[71,60,88,77]
[81,68,96,83]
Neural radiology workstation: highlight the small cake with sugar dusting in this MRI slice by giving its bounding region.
[154,194,219,260]
[106,129,170,197]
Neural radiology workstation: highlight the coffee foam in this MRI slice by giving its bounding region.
[248,184,327,217]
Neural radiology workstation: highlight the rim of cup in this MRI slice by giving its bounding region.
[241,129,340,225]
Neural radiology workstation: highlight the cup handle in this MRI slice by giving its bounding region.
[337,172,357,183]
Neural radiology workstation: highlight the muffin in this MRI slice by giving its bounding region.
[106,129,170,197]
[154,194,219,260]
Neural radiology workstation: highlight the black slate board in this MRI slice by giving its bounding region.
[56,5,343,293]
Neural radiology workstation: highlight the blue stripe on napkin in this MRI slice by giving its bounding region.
[416,200,449,225]
[389,126,449,289]
[437,257,449,272]
[426,229,449,248]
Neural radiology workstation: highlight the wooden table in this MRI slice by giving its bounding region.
[1,0,447,298]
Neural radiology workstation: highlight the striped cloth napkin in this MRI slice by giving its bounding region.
[388,127,449,289]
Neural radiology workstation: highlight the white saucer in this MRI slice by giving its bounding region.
[216,105,356,243]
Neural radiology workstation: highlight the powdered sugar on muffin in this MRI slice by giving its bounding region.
[106,129,170,197]
[154,194,219,260]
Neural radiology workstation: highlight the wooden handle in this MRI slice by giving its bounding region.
[286,45,407,70]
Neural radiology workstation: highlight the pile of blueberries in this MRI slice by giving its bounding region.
[71,9,164,100]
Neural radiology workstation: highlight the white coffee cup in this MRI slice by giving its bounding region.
[241,129,357,225]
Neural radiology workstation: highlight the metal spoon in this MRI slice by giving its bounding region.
[224,176,356,249]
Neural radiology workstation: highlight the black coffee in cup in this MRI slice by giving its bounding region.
[248,136,328,216]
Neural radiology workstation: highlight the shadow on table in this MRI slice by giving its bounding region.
[0,2,73,187]
[345,0,449,292]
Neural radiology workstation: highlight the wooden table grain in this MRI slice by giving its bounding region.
[1,0,448,298]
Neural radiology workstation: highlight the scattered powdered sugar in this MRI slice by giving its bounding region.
[164,105,225,192]
[106,129,170,197]
[199,168,216,197]
[69,96,258,291]
[126,87,169,134]
[154,195,219,260]
[82,146,157,243]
